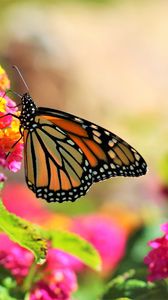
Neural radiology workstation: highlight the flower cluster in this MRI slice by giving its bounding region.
[0,66,23,174]
[144,223,168,281]
[30,268,77,300]
[31,249,78,300]
[0,233,33,282]
[0,233,77,299]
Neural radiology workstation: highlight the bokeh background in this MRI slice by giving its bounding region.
[1,0,168,299]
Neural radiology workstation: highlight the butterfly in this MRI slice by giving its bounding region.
[5,89,146,204]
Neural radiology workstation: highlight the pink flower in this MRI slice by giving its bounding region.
[30,249,78,300]
[46,249,82,273]
[0,173,6,182]
[31,249,78,300]
[0,233,78,299]
[144,223,168,281]
[72,214,127,274]
[0,233,33,282]
[0,139,23,172]
[30,268,77,300]
[0,92,17,129]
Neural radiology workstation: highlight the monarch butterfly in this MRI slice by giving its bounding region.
[4,67,147,203]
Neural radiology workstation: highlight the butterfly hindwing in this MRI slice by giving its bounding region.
[23,119,93,203]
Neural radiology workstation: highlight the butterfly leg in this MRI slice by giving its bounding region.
[5,124,23,160]
[5,135,23,160]
[0,112,23,159]
[0,113,20,120]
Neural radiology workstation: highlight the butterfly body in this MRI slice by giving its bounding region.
[20,93,37,129]
[17,93,147,203]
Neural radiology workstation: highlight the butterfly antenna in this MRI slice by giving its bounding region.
[12,65,29,92]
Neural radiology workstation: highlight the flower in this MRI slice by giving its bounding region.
[46,249,81,273]
[144,223,168,281]
[0,173,6,182]
[0,109,23,172]
[0,233,33,282]
[0,94,18,129]
[0,66,23,173]
[0,66,10,91]
[30,249,78,300]
[30,268,77,300]
[72,214,127,274]
[0,233,78,299]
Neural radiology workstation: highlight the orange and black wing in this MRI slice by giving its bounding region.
[23,107,147,203]
[38,107,147,181]
[23,119,92,203]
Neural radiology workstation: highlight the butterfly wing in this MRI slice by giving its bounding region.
[37,107,147,182]
[23,108,147,203]
[23,121,92,203]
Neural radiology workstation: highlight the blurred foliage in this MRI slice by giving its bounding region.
[74,273,104,300]
[0,267,24,300]
[159,155,168,185]
[47,195,97,216]
[0,0,113,10]
[101,270,168,300]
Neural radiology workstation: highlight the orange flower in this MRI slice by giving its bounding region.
[0,66,23,173]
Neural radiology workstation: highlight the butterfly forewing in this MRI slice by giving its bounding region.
[37,108,147,183]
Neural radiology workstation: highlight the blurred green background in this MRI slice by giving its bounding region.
[1,0,168,271]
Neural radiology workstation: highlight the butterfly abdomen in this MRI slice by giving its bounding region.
[20,93,37,130]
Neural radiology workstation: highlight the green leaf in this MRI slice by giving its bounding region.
[100,269,168,300]
[0,199,47,264]
[0,286,18,300]
[102,269,136,298]
[49,229,102,271]
[0,271,20,299]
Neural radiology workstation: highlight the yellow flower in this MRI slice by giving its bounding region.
[0,97,7,113]
[0,66,10,91]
